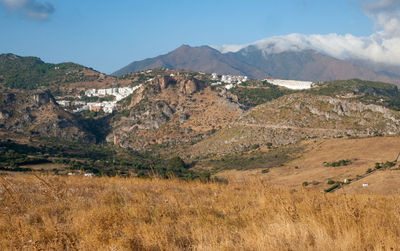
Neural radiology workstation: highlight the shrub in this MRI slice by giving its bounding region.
[324,159,352,167]
[324,183,340,193]
[327,179,335,185]
[384,161,396,168]
[167,156,186,169]
[302,181,309,187]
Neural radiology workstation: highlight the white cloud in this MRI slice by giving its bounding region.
[0,0,54,20]
[214,0,400,67]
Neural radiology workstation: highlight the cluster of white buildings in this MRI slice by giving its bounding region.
[85,86,140,102]
[58,100,87,107]
[221,75,248,84]
[75,101,117,113]
[58,85,141,114]
[265,78,314,90]
[210,73,248,90]
[211,73,248,84]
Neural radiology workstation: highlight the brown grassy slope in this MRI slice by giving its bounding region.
[216,136,400,193]
[344,170,400,194]
[1,175,400,250]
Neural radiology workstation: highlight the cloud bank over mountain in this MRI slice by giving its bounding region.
[214,0,400,67]
[0,0,54,20]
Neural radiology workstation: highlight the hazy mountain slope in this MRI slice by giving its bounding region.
[114,45,400,84]
[112,45,266,78]
[228,47,398,83]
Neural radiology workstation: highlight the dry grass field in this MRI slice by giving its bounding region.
[216,136,400,193]
[1,174,400,250]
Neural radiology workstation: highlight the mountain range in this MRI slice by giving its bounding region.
[113,45,400,85]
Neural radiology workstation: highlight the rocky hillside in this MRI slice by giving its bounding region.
[307,79,400,110]
[188,93,400,157]
[108,73,244,152]
[2,55,400,162]
[0,90,96,143]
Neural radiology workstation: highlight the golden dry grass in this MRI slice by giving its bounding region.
[216,136,400,192]
[1,174,400,250]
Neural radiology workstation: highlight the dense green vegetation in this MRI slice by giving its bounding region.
[231,81,293,107]
[0,139,210,180]
[308,79,400,111]
[0,53,95,90]
[0,142,50,171]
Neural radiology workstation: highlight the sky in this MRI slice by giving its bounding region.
[0,0,395,74]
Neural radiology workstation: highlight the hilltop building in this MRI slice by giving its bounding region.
[265,79,314,90]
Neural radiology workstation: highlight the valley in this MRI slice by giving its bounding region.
[2,53,400,192]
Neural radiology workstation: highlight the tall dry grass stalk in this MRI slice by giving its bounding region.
[0,174,399,250]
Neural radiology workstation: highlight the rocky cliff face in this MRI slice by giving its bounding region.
[0,90,96,142]
[108,74,243,152]
[188,93,400,157]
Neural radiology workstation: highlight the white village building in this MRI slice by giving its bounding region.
[265,79,314,90]
[57,100,71,107]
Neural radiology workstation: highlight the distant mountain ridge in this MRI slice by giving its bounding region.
[113,45,400,85]
[113,45,266,78]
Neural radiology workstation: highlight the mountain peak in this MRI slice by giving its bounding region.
[112,44,263,77]
[174,44,216,52]
[177,44,192,49]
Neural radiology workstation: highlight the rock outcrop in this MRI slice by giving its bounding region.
[0,90,96,142]
[108,74,243,152]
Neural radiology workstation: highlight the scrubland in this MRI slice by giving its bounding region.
[1,174,400,250]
